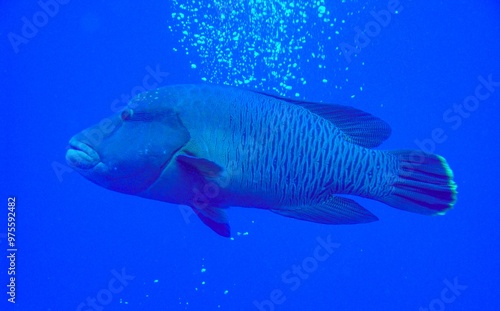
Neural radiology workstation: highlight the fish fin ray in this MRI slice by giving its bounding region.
[379,150,457,215]
[270,196,378,224]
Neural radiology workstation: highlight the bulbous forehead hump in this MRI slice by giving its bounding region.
[128,86,183,112]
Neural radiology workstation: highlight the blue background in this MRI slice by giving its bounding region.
[1,0,499,310]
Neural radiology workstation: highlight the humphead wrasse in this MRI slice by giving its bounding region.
[66,84,457,237]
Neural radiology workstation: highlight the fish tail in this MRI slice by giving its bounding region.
[380,150,457,215]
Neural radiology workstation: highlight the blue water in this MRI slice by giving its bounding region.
[2,1,499,310]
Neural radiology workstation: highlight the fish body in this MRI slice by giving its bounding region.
[66,84,457,237]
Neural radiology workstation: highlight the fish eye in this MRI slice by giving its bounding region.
[121,109,133,121]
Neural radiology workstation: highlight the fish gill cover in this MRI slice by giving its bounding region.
[168,0,380,96]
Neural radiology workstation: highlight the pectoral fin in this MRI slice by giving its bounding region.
[177,155,223,178]
[270,196,378,224]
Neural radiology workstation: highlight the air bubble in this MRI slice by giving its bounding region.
[169,0,364,97]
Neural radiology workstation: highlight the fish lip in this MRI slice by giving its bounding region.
[66,138,101,170]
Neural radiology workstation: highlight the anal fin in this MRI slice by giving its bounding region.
[271,196,378,224]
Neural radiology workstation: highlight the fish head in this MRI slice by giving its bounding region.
[66,90,190,194]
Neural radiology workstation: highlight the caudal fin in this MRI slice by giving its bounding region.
[380,150,457,215]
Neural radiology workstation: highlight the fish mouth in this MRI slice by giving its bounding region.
[66,138,101,170]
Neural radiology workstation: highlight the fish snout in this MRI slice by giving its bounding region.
[66,138,101,170]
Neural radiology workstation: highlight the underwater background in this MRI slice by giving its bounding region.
[1,0,499,310]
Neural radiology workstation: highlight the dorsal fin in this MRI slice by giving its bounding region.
[252,91,392,148]
[294,101,392,148]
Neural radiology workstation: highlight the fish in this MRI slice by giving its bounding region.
[66,84,457,237]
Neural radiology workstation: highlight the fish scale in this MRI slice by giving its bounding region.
[209,91,381,207]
